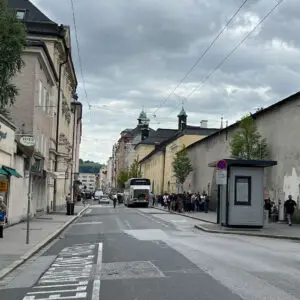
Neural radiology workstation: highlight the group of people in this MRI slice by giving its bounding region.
[152,191,210,213]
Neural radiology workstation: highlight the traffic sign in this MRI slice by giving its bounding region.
[216,159,227,170]
[216,170,227,185]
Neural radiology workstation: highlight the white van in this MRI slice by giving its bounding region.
[94,190,104,200]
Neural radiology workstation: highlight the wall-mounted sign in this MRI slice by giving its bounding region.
[20,136,36,147]
[0,125,7,141]
[216,169,227,185]
[0,181,8,192]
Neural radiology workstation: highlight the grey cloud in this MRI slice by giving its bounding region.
[32,0,300,162]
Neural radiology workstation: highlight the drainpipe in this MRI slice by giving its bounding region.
[69,94,78,201]
[53,48,69,211]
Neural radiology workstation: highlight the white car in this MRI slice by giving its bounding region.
[94,190,104,200]
[99,196,110,204]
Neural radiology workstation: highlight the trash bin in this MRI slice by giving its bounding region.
[70,202,75,215]
[66,202,71,215]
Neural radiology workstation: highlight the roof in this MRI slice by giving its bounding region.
[139,126,219,164]
[135,128,178,147]
[8,0,55,23]
[178,107,187,117]
[186,91,300,151]
[208,159,277,168]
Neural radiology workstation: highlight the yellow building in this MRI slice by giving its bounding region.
[139,108,219,195]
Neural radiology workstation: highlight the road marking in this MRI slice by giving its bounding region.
[136,211,169,228]
[124,220,132,229]
[85,209,92,214]
[22,244,97,300]
[92,243,103,300]
[33,281,88,289]
[73,222,102,226]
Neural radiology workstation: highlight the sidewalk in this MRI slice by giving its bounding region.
[151,205,300,240]
[0,204,88,280]
[151,205,217,223]
[195,222,300,240]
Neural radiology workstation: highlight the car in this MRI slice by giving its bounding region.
[94,190,104,201]
[99,197,110,204]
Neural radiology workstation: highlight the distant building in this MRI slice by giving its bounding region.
[78,173,96,192]
[139,108,219,194]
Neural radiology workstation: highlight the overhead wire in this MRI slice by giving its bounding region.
[161,0,284,120]
[152,0,249,116]
[70,0,91,109]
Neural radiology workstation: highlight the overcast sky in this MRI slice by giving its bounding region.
[32,0,300,164]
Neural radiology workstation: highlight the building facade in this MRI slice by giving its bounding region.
[184,91,300,220]
[8,0,81,214]
[106,157,113,192]
[78,173,96,192]
[139,108,219,195]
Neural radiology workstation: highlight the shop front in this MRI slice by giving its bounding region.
[0,116,22,221]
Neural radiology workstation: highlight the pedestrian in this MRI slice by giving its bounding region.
[0,196,7,238]
[284,195,297,226]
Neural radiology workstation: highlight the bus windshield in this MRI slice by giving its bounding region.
[133,189,149,200]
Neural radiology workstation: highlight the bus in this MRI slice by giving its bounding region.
[124,178,151,207]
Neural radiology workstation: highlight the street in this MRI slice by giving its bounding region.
[1,203,300,300]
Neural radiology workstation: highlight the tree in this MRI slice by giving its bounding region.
[230,115,268,160]
[117,170,129,189]
[129,157,141,178]
[172,145,193,192]
[0,0,26,112]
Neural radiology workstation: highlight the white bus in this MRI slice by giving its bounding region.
[124,178,151,207]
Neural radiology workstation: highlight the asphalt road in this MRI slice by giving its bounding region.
[1,203,300,300]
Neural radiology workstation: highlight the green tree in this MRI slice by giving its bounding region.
[172,145,193,192]
[230,115,268,159]
[117,170,129,189]
[129,157,141,178]
[0,0,26,117]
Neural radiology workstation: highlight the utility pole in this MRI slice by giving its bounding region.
[26,154,34,244]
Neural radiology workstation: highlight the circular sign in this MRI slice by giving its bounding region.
[216,159,227,170]
[20,136,36,147]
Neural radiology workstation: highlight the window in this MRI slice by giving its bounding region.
[234,176,252,206]
[39,81,43,106]
[45,90,50,113]
[42,87,47,111]
[16,10,26,20]
[44,137,48,156]
[40,134,44,155]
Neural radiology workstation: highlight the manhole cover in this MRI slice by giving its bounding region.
[101,261,164,280]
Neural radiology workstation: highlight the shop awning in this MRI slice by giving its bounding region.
[0,168,8,176]
[2,166,22,178]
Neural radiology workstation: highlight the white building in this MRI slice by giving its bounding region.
[106,157,113,192]
[78,173,96,192]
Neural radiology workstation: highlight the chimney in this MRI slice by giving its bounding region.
[200,120,208,128]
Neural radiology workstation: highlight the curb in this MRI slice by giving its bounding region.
[150,206,216,224]
[0,205,90,280]
[194,224,300,241]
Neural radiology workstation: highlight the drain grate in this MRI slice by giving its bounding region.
[100,261,165,280]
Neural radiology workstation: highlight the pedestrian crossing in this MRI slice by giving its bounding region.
[22,243,103,300]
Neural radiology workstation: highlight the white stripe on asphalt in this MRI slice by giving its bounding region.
[23,293,87,299]
[92,242,103,300]
[85,209,92,214]
[73,222,102,226]
[33,281,88,289]
[28,286,86,295]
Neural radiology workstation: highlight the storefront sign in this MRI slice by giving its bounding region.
[0,125,7,141]
[0,181,8,192]
[20,136,35,147]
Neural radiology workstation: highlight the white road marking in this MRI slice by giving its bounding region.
[124,220,132,229]
[73,222,103,226]
[85,209,92,214]
[34,281,88,289]
[22,244,97,300]
[136,211,169,228]
[23,293,87,299]
[92,243,103,300]
[28,286,87,295]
